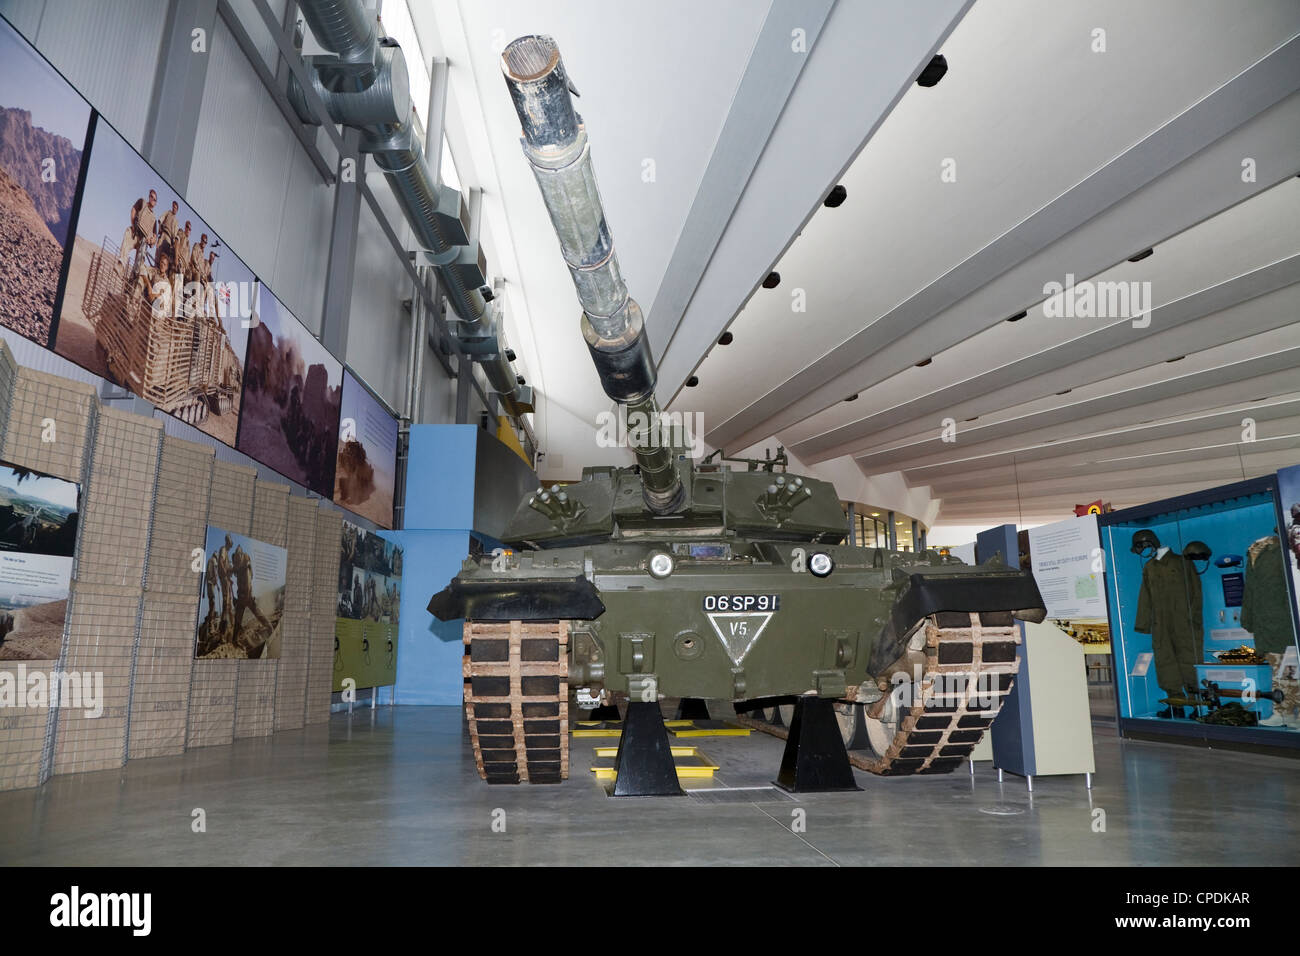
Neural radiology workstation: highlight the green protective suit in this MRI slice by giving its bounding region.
[1134,550,1204,695]
[1241,538,1297,656]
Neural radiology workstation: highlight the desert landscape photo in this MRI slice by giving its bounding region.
[0,18,91,347]
[238,284,342,498]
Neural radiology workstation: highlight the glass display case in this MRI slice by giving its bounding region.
[1099,475,1300,750]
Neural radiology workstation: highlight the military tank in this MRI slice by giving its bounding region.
[429,35,1046,791]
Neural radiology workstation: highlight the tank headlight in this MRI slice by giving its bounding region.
[809,552,834,577]
[648,552,675,579]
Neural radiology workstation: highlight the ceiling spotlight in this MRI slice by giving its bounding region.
[844,393,859,402]
[516,375,527,386]
[915,357,932,367]
[718,331,734,346]
[1128,248,1154,263]
[686,375,700,387]
[480,285,495,302]
[762,272,781,289]
[1006,311,1027,323]
[916,54,948,88]
[824,184,848,208]
[1166,355,1185,363]
[870,512,880,517]
[505,348,517,361]
[1056,388,1072,395]
[964,416,979,422]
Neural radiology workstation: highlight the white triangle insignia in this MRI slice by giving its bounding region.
[705,611,773,666]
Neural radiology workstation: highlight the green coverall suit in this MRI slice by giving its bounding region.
[1134,550,1204,695]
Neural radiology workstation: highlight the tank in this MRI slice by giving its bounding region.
[428,35,1046,788]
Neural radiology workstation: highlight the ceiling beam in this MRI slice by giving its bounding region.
[653,0,975,394]
[705,35,1300,452]
[645,0,833,356]
[793,257,1300,461]
[902,396,1300,481]
[855,354,1300,472]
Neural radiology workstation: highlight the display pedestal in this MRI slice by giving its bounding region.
[991,620,1095,790]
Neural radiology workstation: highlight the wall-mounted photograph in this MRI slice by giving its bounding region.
[237,284,341,498]
[195,525,287,660]
[0,460,79,661]
[334,370,398,529]
[0,16,92,347]
[55,117,253,445]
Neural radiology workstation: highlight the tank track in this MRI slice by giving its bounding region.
[739,612,1020,776]
[463,620,569,784]
[859,611,1020,775]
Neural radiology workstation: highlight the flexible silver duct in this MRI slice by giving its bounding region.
[501,35,682,512]
[291,0,531,417]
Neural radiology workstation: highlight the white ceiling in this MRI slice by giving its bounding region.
[408,0,1300,525]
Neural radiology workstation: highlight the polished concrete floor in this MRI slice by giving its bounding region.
[2,705,1297,866]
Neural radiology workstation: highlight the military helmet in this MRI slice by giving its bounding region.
[1130,529,1160,555]
[1183,540,1212,574]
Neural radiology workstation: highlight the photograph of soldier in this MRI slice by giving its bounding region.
[195,525,286,660]
[55,118,253,446]
[0,461,79,661]
[117,187,157,271]
[0,17,92,347]
[238,284,342,498]
[334,371,398,528]
[335,521,401,623]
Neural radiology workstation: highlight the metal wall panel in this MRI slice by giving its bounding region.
[346,195,413,409]
[28,0,167,150]
[271,132,333,336]
[0,0,44,40]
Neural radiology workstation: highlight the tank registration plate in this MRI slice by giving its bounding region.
[702,594,780,612]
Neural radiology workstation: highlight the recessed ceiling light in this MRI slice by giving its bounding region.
[1056,388,1072,395]
[685,375,700,387]
[762,272,781,289]
[1006,311,1027,323]
[916,54,948,88]
[1128,248,1154,263]
[915,357,932,367]
[844,393,859,402]
[1165,355,1185,363]
[717,331,734,346]
[964,416,979,422]
[824,184,847,207]
[870,512,880,517]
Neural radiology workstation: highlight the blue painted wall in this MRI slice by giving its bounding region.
[389,529,472,705]
[389,424,481,706]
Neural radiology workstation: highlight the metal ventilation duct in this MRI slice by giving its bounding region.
[289,0,532,417]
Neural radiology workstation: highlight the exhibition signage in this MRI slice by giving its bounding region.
[1027,514,1107,620]
[0,461,79,661]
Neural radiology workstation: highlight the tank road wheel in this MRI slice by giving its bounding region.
[463,620,569,784]
[859,612,1020,776]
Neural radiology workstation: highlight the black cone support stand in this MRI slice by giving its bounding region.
[774,697,861,793]
[674,697,711,720]
[589,702,621,721]
[612,701,683,797]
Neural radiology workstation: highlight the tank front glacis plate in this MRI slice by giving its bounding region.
[588,553,894,701]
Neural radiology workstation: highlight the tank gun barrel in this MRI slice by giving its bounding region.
[501,35,683,513]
